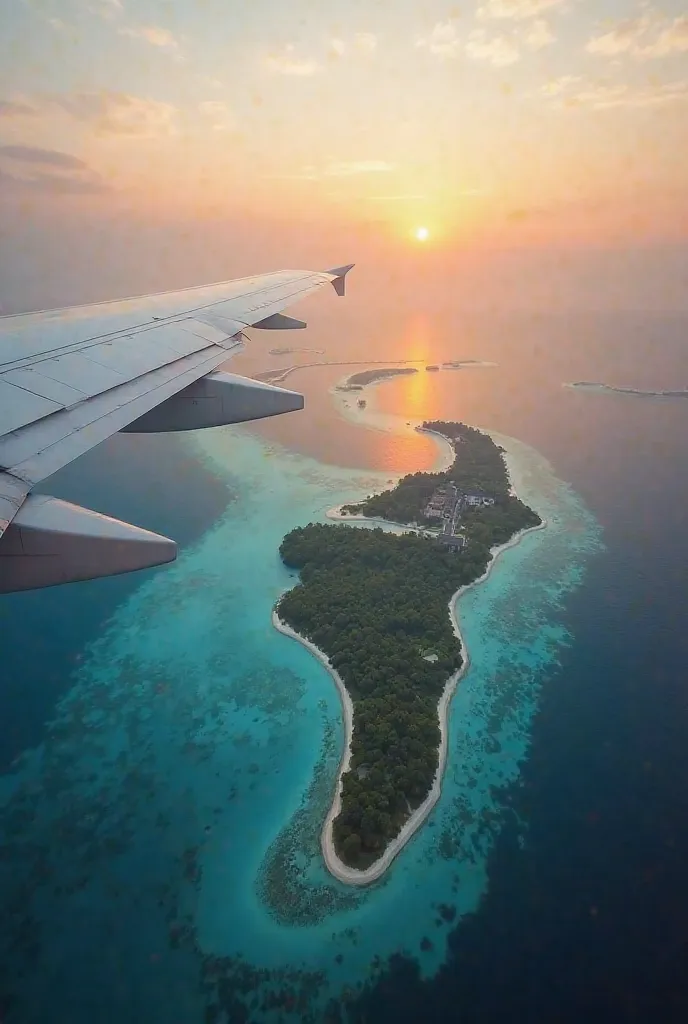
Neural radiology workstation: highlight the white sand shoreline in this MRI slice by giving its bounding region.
[325,505,437,537]
[272,432,548,885]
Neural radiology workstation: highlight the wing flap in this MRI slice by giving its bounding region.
[0,379,62,434]
[85,334,192,376]
[2,368,87,406]
[176,319,237,347]
[0,472,31,535]
[37,351,128,396]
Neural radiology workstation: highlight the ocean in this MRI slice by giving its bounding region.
[1,305,687,1023]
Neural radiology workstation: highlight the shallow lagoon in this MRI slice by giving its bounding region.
[0,417,602,1022]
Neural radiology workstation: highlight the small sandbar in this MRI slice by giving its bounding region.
[564,381,688,399]
[443,359,497,370]
[268,346,325,356]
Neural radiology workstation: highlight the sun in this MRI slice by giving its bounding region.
[414,226,429,242]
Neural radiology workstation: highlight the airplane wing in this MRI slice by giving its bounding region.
[0,263,354,593]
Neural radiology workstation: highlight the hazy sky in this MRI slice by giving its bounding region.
[1,1,687,311]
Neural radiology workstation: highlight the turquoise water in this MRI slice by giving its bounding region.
[0,424,602,1021]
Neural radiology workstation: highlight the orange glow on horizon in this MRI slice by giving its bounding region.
[396,314,434,421]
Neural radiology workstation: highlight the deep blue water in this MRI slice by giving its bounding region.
[0,432,231,770]
[1,309,687,1023]
[355,492,688,1023]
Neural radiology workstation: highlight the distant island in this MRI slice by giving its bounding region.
[268,346,325,356]
[336,367,418,391]
[442,360,497,370]
[565,381,688,398]
[254,358,497,386]
[275,422,543,882]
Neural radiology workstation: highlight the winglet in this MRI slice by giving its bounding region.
[326,264,355,297]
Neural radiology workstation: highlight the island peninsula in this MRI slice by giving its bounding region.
[335,367,418,389]
[275,421,543,881]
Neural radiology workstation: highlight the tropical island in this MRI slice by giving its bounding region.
[268,346,325,356]
[275,421,543,878]
[254,358,496,387]
[336,367,418,390]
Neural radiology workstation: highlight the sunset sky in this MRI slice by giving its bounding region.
[1,0,687,310]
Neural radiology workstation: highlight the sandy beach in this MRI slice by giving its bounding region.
[325,504,437,537]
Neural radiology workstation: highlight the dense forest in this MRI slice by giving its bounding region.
[277,422,541,869]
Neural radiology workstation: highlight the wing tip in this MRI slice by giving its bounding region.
[326,264,355,297]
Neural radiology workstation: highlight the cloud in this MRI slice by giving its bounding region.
[324,160,394,176]
[542,74,581,95]
[119,24,182,57]
[0,97,39,118]
[199,76,224,89]
[328,33,377,60]
[198,101,229,116]
[544,77,688,109]
[416,20,461,57]
[418,16,553,65]
[478,0,564,20]
[264,45,319,76]
[0,145,86,170]
[369,193,426,201]
[355,32,377,54]
[48,17,66,32]
[328,37,347,58]
[649,15,688,56]
[586,13,688,59]
[586,16,652,56]
[268,160,394,182]
[198,100,235,132]
[86,0,122,21]
[466,29,521,65]
[53,91,178,137]
[263,169,320,181]
[522,18,555,49]
[0,166,110,197]
[0,92,178,137]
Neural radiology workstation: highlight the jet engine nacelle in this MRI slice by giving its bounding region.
[0,495,176,593]
[120,371,304,433]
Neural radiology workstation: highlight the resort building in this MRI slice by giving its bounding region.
[423,483,460,520]
[424,504,444,519]
[439,533,466,552]
[462,492,495,508]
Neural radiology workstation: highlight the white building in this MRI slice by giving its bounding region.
[424,505,444,518]
[463,493,495,508]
